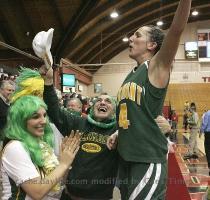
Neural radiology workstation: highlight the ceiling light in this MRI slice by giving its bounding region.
[122,37,128,42]
[156,20,163,26]
[110,11,119,18]
[192,10,198,16]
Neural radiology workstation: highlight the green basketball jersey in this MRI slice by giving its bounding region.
[116,61,168,163]
[8,177,26,199]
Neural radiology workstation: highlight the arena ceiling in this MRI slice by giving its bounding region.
[0,0,210,74]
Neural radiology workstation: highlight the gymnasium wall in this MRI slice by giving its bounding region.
[88,20,210,97]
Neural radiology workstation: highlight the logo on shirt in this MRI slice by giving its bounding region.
[117,82,142,105]
[81,132,108,144]
[81,143,101,153]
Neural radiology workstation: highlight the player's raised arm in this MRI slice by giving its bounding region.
[152,0,192,70]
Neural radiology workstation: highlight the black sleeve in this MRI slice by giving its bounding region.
[43,85,76,136]
[0,100,8,130]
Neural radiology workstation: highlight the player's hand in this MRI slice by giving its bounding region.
[155,115,171,135]
[167,139,176,153]
[107,131,118,150]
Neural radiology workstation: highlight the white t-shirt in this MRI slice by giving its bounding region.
[50,123,63,157]
[1,141,62,200]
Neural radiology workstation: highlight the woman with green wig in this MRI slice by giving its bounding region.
[1,95,80,200]
[11,67,64,157]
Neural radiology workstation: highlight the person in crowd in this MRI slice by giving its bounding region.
[0,80,15,141]
[11,67,64,157]
[81,97,90,115]
[115,0,191,199]
[66,97,88,118]
[1,95,80,200]
[171,110,178,141]
[41,68,119,199]
[66,97,83,116]
[199,109,210,200]
[183,102,199,160]
[40,64,174,200]
[202,109,207,120]
[183,109,189,133]
[184,100,190,111]
[200,109,210,175]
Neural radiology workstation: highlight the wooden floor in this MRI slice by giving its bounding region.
[171,129,209,200]
[165,83,210,119]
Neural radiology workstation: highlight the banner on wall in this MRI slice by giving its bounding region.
[94,83,102,93]
[197,29,210,62]
[184,41,198,59]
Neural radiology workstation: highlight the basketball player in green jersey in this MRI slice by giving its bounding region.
[116,1,192,199]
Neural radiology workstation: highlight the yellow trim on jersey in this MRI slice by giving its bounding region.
[16,187,20,200]
[117,82,142,106]
[119,103,130,129]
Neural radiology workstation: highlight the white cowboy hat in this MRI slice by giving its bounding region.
[32,28,54,68]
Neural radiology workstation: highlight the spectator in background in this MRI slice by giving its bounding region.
[66,97,83,117]
[184,100,190,111]
[63,93,70,108]
[77,94,83,101]
[171,110,178,141]
[82,98,90,115]
[183,109,189,133]
[201,109,210,200]
[200,109,210,175]
[0,74,4,81]
[202,109,207,120]
[69,92,77,99]
[184,102,199,160]
[0,80,15,141]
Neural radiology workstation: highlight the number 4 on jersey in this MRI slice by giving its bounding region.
[119,103,130,129]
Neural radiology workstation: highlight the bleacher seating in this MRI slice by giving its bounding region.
[165,83,210,127]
